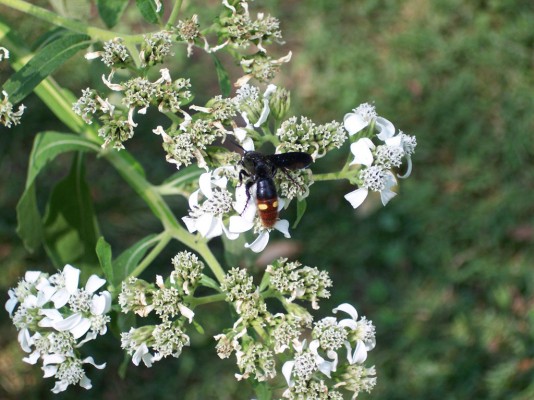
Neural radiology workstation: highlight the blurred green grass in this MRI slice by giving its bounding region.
[1,0,534,399]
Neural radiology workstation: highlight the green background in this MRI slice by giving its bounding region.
[1,0,534,399]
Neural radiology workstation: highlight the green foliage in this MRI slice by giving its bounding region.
[1,0,534,399]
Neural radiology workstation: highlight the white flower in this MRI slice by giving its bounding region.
[229,184,290,253]
[344,168,397,209]
[42,265,111,340]
[182,167,238,240]
[333,303,376,365]
[281,339,337,392]
[343,103,377,136]
[42,354,105,393]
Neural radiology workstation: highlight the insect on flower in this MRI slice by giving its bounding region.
[238,147,313,228]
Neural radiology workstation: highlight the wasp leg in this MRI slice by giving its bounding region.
[239,169,251,186]
[241,180,255,215]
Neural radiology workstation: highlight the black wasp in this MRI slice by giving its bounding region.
[238,149,313,228]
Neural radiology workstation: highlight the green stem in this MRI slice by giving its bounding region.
[0,0,145,42]
[313,168,360,182]
[194,241,226,283]
[130,230,172,278]
[1,19,226,285]
[189,293,226,307]
[166,0,184,27]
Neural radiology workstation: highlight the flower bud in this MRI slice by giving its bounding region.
[268,86,290,121]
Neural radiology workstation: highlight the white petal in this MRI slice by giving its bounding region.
[85,274,106,294]
[63,264,81,294]
[274,219,291,238]
[281,361,295,386]
[205,217,224,239]
[71,317,91,339]
[380,188,397,206]
[178,303,195,323]
[51,288,70,309]
[37,285,56,306]
[43,364,58,378]
[349,138,375,167]
[199,172,214,198]
[5,290,18,316]
[398,155,413,179]
[338,319,358,330]
[344,188,369,209]
[43,353,66,365]
[79,375,92,390]
[18,328,32,353]
[344,113,368,135]
[376,117,395,141]
[25,270,42,283]
[91,291,112,315]
[196,214,217,237]
[133,343,153,367]
[23,351,41,365]
[38,308,63,327]
[51,380,69,393]
[182,216,198,233]
[333,303,359,320]
[229,215,254,233]
[221,219,240,240]
[82,356,106,369]
[245,231,270,253]
[53,313,82,332]
[350,340,368,364]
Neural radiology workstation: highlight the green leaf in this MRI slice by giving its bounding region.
[96,237,114,284]
[212,54,231,97]
[113,234,158,285]
[15,184,43,254]
[251,381,272,400]
[16,132,99,252]
[2,33,91,104]
[199,275,222,292]
[292,198,307,229]
[135,0,163,24]
[97,0,129,28]
[160,165,203,187]
[43,154,100,269]
[192,320,205,335]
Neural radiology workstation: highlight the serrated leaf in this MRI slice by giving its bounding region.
[292,198,307,229]
[43,154,100,270]
[2,33,91,104]
[212,54,231,97]
[97,0,129,28]
[113,234,158,285]
[96,237,113,284]
[16,132,99,252]
[135,0,163,24]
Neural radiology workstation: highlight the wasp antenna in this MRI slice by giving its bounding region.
[228,138,246,152]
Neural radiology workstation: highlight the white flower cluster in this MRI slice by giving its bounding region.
[282,304,377,399]
[343,103,417,209]
[5,264,111,393]
[119,252,200,367]
[213,260,341,384]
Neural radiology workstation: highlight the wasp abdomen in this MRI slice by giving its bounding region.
[256,178,278,228]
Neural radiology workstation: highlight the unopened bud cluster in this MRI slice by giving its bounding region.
[119,252,203,367]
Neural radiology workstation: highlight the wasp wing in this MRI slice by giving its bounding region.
[268,152,313,170]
